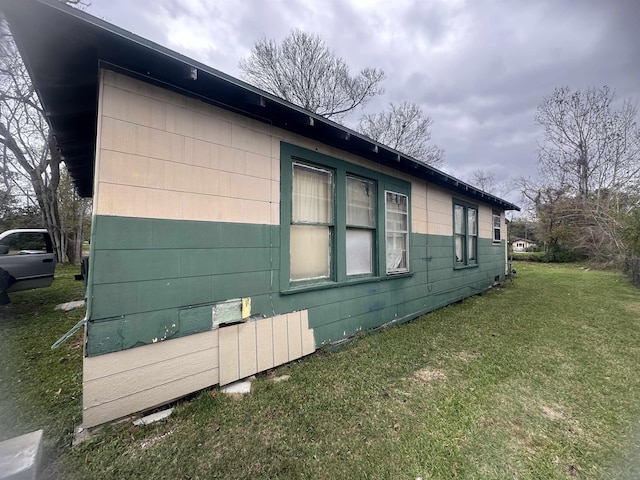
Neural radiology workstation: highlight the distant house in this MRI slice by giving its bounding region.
[3,0,520,428]
[512,238,537,251]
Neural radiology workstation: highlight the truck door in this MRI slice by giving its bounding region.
[0,230,56,293]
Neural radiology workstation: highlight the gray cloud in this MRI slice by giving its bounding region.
[87,0,640,206]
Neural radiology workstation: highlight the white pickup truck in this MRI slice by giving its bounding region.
[0,228,56,304]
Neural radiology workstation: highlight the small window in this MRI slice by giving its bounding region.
[453,201,478,267]
[492,212,501,242]
[385,191,409,273]
[290,163,333,281]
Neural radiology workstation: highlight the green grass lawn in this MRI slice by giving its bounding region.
[1,263,640,479]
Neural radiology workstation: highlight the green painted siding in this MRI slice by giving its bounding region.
[87,215,505,356]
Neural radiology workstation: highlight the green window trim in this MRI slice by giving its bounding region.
[492,210,502,243]
[280,142,411,293]
[453,198,479,269]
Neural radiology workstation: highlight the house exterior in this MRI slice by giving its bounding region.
[3,0,519,428]
[512,238,537,252]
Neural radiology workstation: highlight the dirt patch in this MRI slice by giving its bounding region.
[140,429,174,450]
[539,402,565,421]
[413,368,447,382]
[453,350,481,362]
[624,302,640,314]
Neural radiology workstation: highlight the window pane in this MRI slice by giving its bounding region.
[467,208,477,235]
[455,235,464,262]
[468,236,477,261]
[386,192,408,232]
[493,214,501,229]
[386,192,407,214]
[290,225,330,281]
[346,177,375,227]
[385,191,408,273]
[2,232,48,255]
[386,233,407,272]
[346,228,373,275]
[454,205,464,234]
[292,163,332,224]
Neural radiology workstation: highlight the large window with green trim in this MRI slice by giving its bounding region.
[281,143,411,291]
[290,162,334,281]
[453,200,478,267]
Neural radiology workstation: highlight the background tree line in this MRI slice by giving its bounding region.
[517,86,640,274]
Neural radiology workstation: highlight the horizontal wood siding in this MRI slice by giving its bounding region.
[83,330,219,428]
[87,215,279,356]
[88,215,504,356]
[83,313,315,426]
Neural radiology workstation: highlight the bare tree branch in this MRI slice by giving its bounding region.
[358,101,444,167]
[239,29,385,120]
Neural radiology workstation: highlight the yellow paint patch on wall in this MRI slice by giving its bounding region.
[241,298,251,319]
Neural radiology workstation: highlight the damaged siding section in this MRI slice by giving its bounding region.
[83,311,314,427]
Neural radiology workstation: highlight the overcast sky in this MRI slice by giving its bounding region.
[87,0,640,206]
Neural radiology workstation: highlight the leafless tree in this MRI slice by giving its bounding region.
[239,29,385,120]
[0,11,90,263]
[358,101,444,167]
[517,87,640,265]
[467,169,496,192]
[536,86,640,201]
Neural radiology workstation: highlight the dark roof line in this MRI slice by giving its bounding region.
[1,0,520,211]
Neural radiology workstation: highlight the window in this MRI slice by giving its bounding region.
[492,211,501,242]
[281,143,411,290]
[290,163,333,281]
[346,176,375,276]
[385,191,408,273]
[453,201,478,267]
[0,231,50,255]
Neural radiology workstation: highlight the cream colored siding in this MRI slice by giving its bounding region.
[426,185,454,236]
[86,70,509,429]
[424,184,499,240]
[97,70,485,233]
[95,70,277,225]
[412,180,428,234]
[478,205,494,239]
[83,311,315,428]
[83,329,220,428]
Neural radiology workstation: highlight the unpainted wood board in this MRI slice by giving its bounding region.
[300,310,315,356]
[272,314,289,367]
[287,312,302,360]
[255,317,274,371]
[84,330,219,381]
[83,369,218,428]
[238,322,257,379]
[218,324,239,386]
[83,347,218,408]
